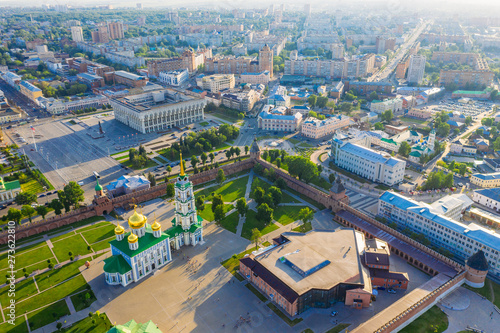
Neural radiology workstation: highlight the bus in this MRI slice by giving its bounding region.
[93,171,100,179]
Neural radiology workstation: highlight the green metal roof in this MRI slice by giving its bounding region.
[381,138,397,145]
[95,179,103,192]
[409,151,421,157]
[103,255,132,275]
[109,229,169,258]
[107,319,162,333]
[3,179,20,191]
[453,88,492,94]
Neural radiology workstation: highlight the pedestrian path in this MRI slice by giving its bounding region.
[345,189,379,213]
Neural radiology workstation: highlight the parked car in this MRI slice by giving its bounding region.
[331,311,338,317]
[387,289,396,294]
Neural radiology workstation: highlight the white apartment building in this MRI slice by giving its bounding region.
[159,69,189,87]
[71,26,84,42]
[284,54,375,79]
[258,105,302,132]
[42,95,109,114]
[378,191,500,277]
[370,98,403,114]
[407,55,426,84]
[198,74,235,93]
[301,115,350,139]
[331,140,406,186]
[111,88,206,134]
[239,71,270,85]
[2,72,21,88]
[473,188,500,212]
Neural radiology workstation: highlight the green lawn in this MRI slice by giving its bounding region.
[220,211,240,233]
[210,111,239,123]
[292,222,313,233]
[249,177,299,204]
[310,176,332,191]
[14,275,89,316]
[0,315,28,333]
[197,203,233,222]
[20,178,45,195]
[61,313,112,333]
[463,278,500,308]
[325,323,350,333]
[399,306,448,333]
[91,237,115,252]
[287,138,301,145]
[241,209,279,240]
[200,121,209,126]
[273,205,308,225]
[400,117,428,124]
[50,231,76,243]
[27,299,70,331]
[245,283,267,302]
[52,234,93,262]
[70,289,97,312]
[118,157,158,170]
[0,243,53,272]
[267,303,303,326]
[195,175,249,202]
[35,259,86,292]
[0,277,38,306]
[77,221,112,233]
[221,247,255,279]
[80,224,116,244]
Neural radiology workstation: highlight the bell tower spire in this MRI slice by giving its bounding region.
[180,152,185,176]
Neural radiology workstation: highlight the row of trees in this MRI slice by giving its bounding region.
[421,171,454,190]
[437,160,469,176]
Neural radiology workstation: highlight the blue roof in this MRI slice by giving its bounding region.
[259,110,298,121]
[475,188,500,202]
[447,120,463,127]
[340,143,403,166]
[77,72,102,81]
[19,81,41,92]
[291,105,310,110]
[380,192,419,211]
[472,172,500,180]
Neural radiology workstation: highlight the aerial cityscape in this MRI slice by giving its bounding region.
[0,1,499,333]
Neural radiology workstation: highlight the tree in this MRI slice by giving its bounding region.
[285,156,319,182]
[307,94,317,107]
[36,205,49,219]
[256,203,273,225]
[493,136,500,150]
[200,152,207,165]
[209,152,215,165]
[196,195,205,211]
[268,186,282,207]
[276,158,281,168]
[7,208,22,225]
[225,150,231,160]
[234,147,241,160]
[214,205,225,225]
[62,181,85,209]
[15,192,37,206]
[166,165,172,177]
[465,116,473,126]
[317,96,329,108]
[381,109,394,122]
[147,172,156,186]
[166,183,175,198]
[244,145,249,155]
[262,151,268,160]
[216,169,226,185]
[374,122,385,131]
[298,207,314,232]
[190,155,198,169]
[437,123,450,137]
[398,141,411,157]
[50,199,64,215]
[236,198,248,217]
[329,173,336,183]
[209,192,223,213]
[274,178,287,189]
[253,187,265,205]
[368,91,379,101]
[251,228,262,250]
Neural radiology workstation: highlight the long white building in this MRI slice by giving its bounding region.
[370,98,403,114]
[331,140,406,186]
[301,115,350,139]
[111,88,206,134]
[378,191,500,277]
[159,69,189,87]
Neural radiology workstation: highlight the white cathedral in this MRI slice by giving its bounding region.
[103,155,204,286]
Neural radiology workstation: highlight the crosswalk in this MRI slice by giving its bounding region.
[345,189,379,214]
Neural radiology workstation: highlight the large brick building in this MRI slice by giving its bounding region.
[205,45,273,77]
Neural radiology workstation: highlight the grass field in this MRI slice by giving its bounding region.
[35,259,86,292]
[197,203,233,222]
[463,278,500,308]
[118,157,158,170]
[80,224,115,244]
[221,247,255,279]
[61,313,112,332]
[52,234,93,262]
[241,209,279,240]
[27,299,70,331]
[399,306,448,333]
[195,175,249,202]
[70,289,97,312]
[249,177,300,204]
[210,111,239,123]
[0,277,37,305]
[20,178,45,195]
[0,243,53,273]
[273,205,308,225]
[91,237,115,252]
[0,315,28,333]
[220,211,240,233]
[285,186,325,210]
[292,222,313,233]
[200,121,209,126]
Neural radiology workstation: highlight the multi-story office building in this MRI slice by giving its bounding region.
[67,57,115,77]
[296,33,341,52]
[407,55,426,84]
[221,89,259,113]
[331,141,406,186]
[345,81,393,95]
[19,81,43,102]
[159,69,189,87]
[198,74,235,93]
[378,191,500,277]
[331,43,344,59]
[301,115,350,139]
[370,98,403,114]
[71,26,84,42]
[77,73,105,89]
[111,88,205,134]
[431,52,479,67]
[439,70,494,88]
[258,105,302,132]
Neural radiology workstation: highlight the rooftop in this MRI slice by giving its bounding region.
[474,188,500,202]
[472,172,500,181]
[115,70,147,81]
[19,81,41,92]
[112,88,199,113]
[109,229,169,258]
[339,143,404,167]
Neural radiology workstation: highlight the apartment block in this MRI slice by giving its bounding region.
[71,26,84,42]
[439,70,494,88]
[199,74,235,93]
[159,69,189,87]
[407,55,426,84]
[301,115,350,139]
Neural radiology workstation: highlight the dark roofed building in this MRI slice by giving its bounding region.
[329,178,349,204]
[465,250,489,288]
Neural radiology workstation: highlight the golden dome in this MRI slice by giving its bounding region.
[128,205,147,229]
[151,218,161,232]
[114,224,125,235]
[128,233,138,243]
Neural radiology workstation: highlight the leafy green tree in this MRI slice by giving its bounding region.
[298,207,314,232]
[236,198,248,217]
[465,116,473,126]
[201,152,207,165]
[196,195,205,211]
[216,169,226,185]
[214,205,225,225]
[15,192,37,206]
[316,96,329,108]
[437,123,451,137]
[190,155,198,169]
[398,141,411,157]
[307,94,317,107]
[256,203,273,225]
[368,91,379,101]
[253,187,265,205]
[374,122,384,130]
[329,173,336,183]
[36,205,49,219]
[147,172,156,186]
[244,145,249,155]
[251,228,262,250]
[62,181,85,209]
[166,183,175,198]
[166,165,172,177]
[209,152,215,164]
[285,156,319,182]
[381,110,394,122]
[50,199,64,215]
[268,186,282,207]
[21,205,36,223]
[211,194,224,213]
[7,208,22,225]
[274,178,287,189]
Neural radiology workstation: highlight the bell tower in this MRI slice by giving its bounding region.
[173,154,198,233]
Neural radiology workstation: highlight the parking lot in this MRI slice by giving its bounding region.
[431,99,495,120]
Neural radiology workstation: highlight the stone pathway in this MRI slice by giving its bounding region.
[65,296,76,315]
